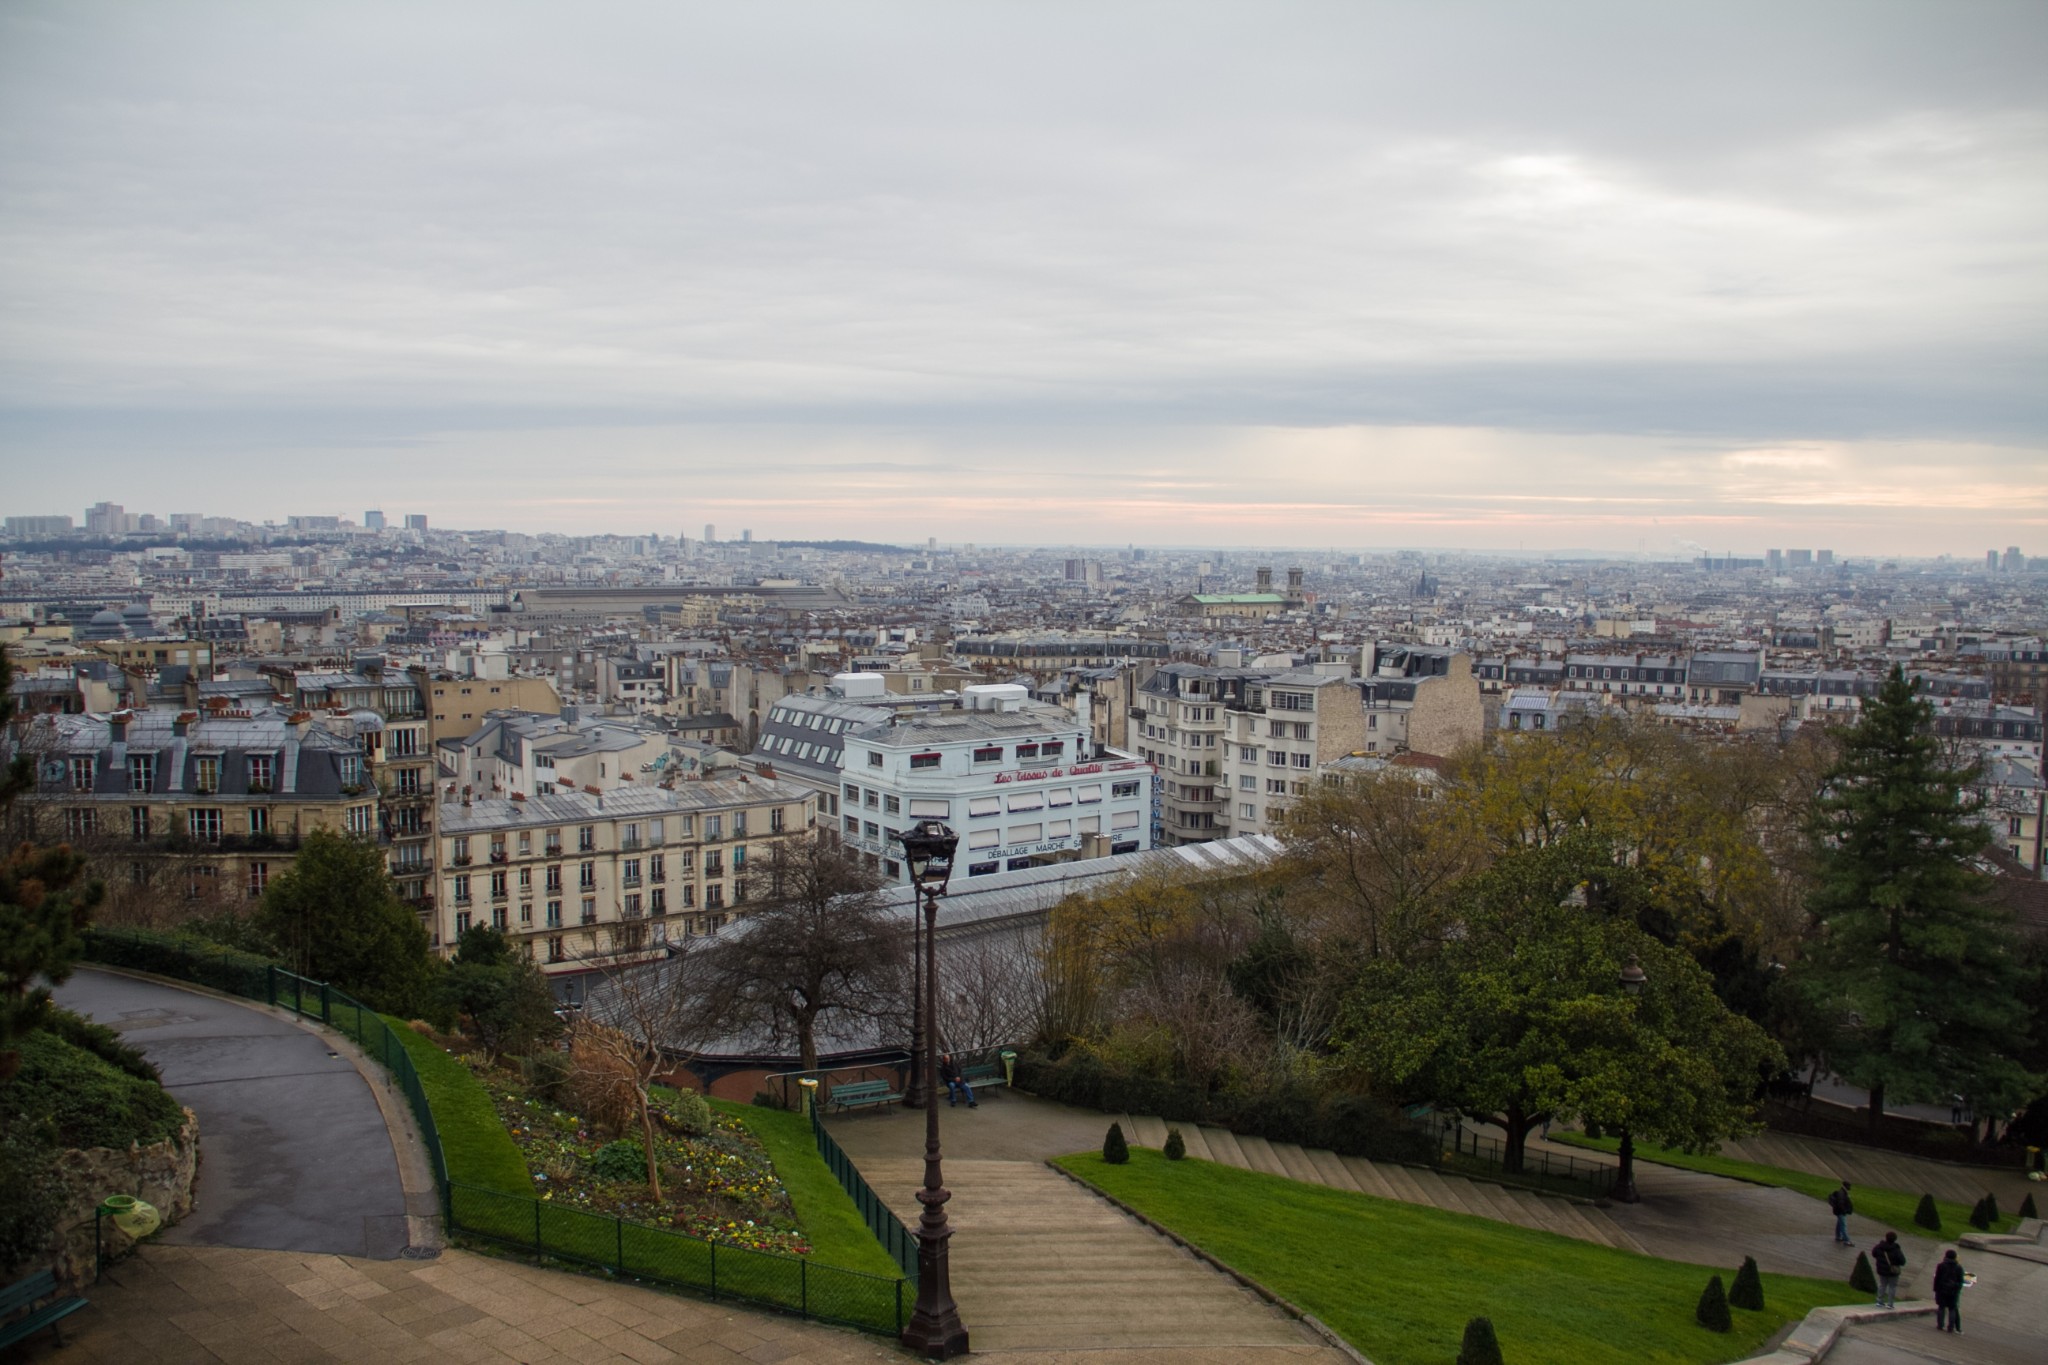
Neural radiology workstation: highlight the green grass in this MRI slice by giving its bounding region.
[703,1096,903,1278]
[380,1015,533,1195]
[1548,1132,2020,1236]
[1055,1148,1857,1365]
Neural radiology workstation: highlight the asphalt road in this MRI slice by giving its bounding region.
[55,968,410,1259]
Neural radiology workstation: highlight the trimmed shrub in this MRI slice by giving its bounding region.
[1914,1193,1941,1230]
[0,1123,67,1271]
[1164,1127,1187,1161]
[1849,1251,1876,1295]
[2019,1191,2038,1219]
[1967,1195,1992,1230]
[1013,1051,1433,1164]
[590,1139,646,1183]
[520,1049,571,1105]
[662,1088,713,1138]
[1104,1122,1130,1164]
[80,926,274,999]
[1456,1315,1504,1365]
[0,1030,184,1150]
[1982,1192,1999,1224]
[42,1007,160,1084]
[1728,1255,1765,1311]
[1695,1275,1731,1332]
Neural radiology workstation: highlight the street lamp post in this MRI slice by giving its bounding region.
[1612,954,1647,1204]
[894,820,969,1359]
[905,889,927,1109]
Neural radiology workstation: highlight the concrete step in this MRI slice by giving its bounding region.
[1200,1126,1252,1170]
[1265,1139,1326,1186]
[1233,1133,1292,1179]
[1172,1122,1216,1163]
[1127,1113,1171,1149]
[1338,1154,1401,1201]
[1373,1161,1435,1207]
[1304,1146,1363,1194]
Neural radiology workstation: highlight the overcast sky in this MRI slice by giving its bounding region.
[2,1,2043,554]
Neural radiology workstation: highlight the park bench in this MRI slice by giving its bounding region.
[961,1060,1008,1092]
[829,1078,903,1113]
[0,1269,88,1351]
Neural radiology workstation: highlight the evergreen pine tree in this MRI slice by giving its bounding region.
[1455,1315,1504,1365]
[1728,1256,1765,1311]
[1849,1251,1877,1295]
[2019,1191,2037,1219]
[1695,1275,1732,1332]
[1163,1127,1186,1161]
[1790,666,2039,1131]
[1914,1193,1941,1230]
[1103,1121,1129,1164]
[0,645,104,1079]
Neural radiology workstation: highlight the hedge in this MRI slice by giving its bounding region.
[0,1029,186,1151]
[81,927,274,1000]
[1015,1051,1435,1164]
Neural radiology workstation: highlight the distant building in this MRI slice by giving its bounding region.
[404,514,429,531]
[364,509,386,531]
[3,515,73,537]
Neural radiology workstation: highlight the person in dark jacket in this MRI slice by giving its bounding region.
[1827,1181,1854,1244]
[1932,1250,1966,1333]
[1870,1231,1906,1307]
[938,1053,976,1108]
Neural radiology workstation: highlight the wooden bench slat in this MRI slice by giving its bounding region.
[0,1294,88,1349]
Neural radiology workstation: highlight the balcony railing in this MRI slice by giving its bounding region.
[452,852,473,866]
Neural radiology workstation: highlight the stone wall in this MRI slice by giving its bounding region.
[47,1108,200,1285]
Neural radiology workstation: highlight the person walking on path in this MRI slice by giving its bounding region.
[1931,1250,1966,1333]
[1827,1180,1854,1244]
[939,1053,976,1108]
[1871,1231,1906,1307]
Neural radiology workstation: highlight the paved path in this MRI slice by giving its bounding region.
[11,1243,892,1365]
[1821,1223,2048,1365]
[54,968,412,1260]
[827,1094,1347,1360]
[1714,1131,2032,1209]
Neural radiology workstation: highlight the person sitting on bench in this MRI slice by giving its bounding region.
[939,1053,976,1108]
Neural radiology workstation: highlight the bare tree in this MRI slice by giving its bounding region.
[696,833,907,1072]
[934,927,1041,1056]
[574,936,720,1199]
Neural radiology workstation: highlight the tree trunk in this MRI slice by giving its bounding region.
[797,1010,819,1075]
[637,1088,663,1201]
[1500,1102,1528,1174]
[1867,1080,1884,1134]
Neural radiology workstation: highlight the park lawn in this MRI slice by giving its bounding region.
[1548,1132,2020,1236]
[701,1095,903,1278]
[1055,1149,1855,1365]
[382,1015,533,1195]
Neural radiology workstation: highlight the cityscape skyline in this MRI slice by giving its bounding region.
[3,3,2044,555]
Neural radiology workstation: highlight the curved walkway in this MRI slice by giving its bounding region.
[55,968,412,1260]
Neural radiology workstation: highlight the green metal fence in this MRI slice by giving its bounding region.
[811,1101,919,1284]
[82,933,910,1334]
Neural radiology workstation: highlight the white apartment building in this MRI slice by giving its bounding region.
[839,684,1153,885]
[1132,664,1366,845]
[435,776,816,999]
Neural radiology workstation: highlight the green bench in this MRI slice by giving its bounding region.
[0,1269,88,1351]
[829,1078,903,1113]
[961,1061,1008,1092]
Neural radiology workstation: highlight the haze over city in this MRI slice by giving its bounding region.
[3,1,2044,553]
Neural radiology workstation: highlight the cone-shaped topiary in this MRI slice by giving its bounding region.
[1456,1315,1504,1365]
[1103,1121,1130,1164]
[1914,1193,1941,1231]
[1983,1192,1999,1224]
[1849,1251,1877,1295]
[1968,1195,1992,1230]
[2020,1191,2038,1220]
[1163,1127,1186,1161]
[1728,1256,1765,1312]
[1696,1275,1732,1332]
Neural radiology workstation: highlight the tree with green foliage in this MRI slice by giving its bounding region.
[1968,1194,1993,1230]
[2019,1192,2037,1220]
[1790,666,2038,1130]
[441,924,561,1060]
[1914,1193,1941,1231]
[1103,1121,1129,1164]
[257,829,437,1015]
[1729,1256,1764,1311]
[1695,1274,1731,1331]
[1163,1127,1186,1161]
[0,645,104,1079]
[1333,843,1781,1175]
[1456,1315,1504,1365]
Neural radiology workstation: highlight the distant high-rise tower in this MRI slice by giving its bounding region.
[1787,549,1812,566]
[2006,546,2027,573]
[704,524,717,543]
[404,514,428,531]
[1815,549,1833,565]
[1988,549,2001,572]
[741,529,752,543]
[1766,549,1784,572]
[928,536,937,552]
[364,509,386,531]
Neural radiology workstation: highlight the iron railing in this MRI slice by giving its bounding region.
[811,1100,919,1284]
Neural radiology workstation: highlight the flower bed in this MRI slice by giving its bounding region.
[474,1058,809,1255]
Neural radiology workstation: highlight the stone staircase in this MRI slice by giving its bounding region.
[1119,1113,1647,1254]
[857,1156,1339,1356]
